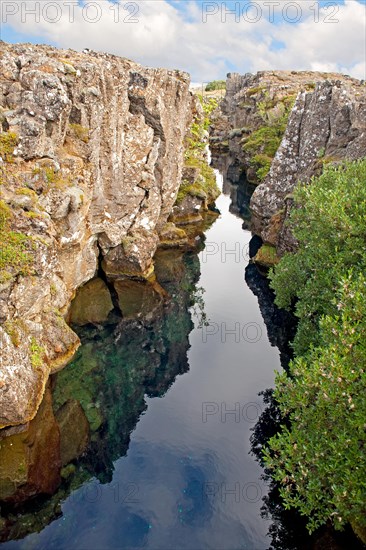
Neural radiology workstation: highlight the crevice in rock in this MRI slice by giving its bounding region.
[127,87,166,187]
[96,242,122,316]
[128,95,165,147]
[128,187,149,234]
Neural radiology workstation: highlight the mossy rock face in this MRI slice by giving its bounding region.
[350,519,366,545]
[52,342,104,433]
[55,399,90,466]
[253,244,279,268]
[68,278,114,326]
[114,279,163,319]
[158,222,188,248]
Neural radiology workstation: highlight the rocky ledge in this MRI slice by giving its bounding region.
[0,41,213,430]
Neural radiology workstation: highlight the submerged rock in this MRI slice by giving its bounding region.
[114,279,163,319]
[68,278,114,326]
[55,399,90,466]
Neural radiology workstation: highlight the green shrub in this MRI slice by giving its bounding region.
[205,80,226,92]
[270,159,366,353]
[265,159,366,538]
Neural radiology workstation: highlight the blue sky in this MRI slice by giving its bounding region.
[1,1,365,81]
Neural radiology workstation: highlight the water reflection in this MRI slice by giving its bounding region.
[215,153,366,549]
[0,248,203,544]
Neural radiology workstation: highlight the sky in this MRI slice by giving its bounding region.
[1,0,365,82]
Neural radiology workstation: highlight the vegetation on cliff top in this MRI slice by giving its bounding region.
[205,80,226,92]
[242,92,297,182]
[265,160,366,540]
[176,96,220,206]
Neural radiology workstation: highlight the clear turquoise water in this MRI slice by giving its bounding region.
[1,171,282,550]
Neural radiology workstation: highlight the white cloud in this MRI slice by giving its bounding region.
[2,0,365,81]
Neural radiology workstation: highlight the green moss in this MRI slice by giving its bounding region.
[178,153,219,205]
[254,244,279,267]
[246,86,265,97]
[33,165,71,191]
[15,187,37,198]
[251,154,273,181]
[0,200,34,284]
[0,200,11,230]
[0,131,18,162]
[242,93,296,182]
[29,337,46,370]
[176,95,220,207]
[69,123,89,143]
[3,320,25,347]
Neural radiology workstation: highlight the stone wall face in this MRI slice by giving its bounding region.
[0,42,194,429]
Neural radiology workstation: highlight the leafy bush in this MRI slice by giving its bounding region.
[270,159,366,354]
[265,159,366,539]
[205,80,226,92]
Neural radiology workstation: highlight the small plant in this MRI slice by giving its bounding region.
[4,320,23,347]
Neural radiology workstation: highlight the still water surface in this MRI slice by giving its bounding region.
[3,171,282,549]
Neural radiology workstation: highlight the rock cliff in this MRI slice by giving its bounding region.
[0,42,195,430]
[210,71,366,257]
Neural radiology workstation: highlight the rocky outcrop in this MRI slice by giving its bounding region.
[251,79,366,253]
[210,70,341,184]
[210,71,366,257]
[0,41,195,429]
